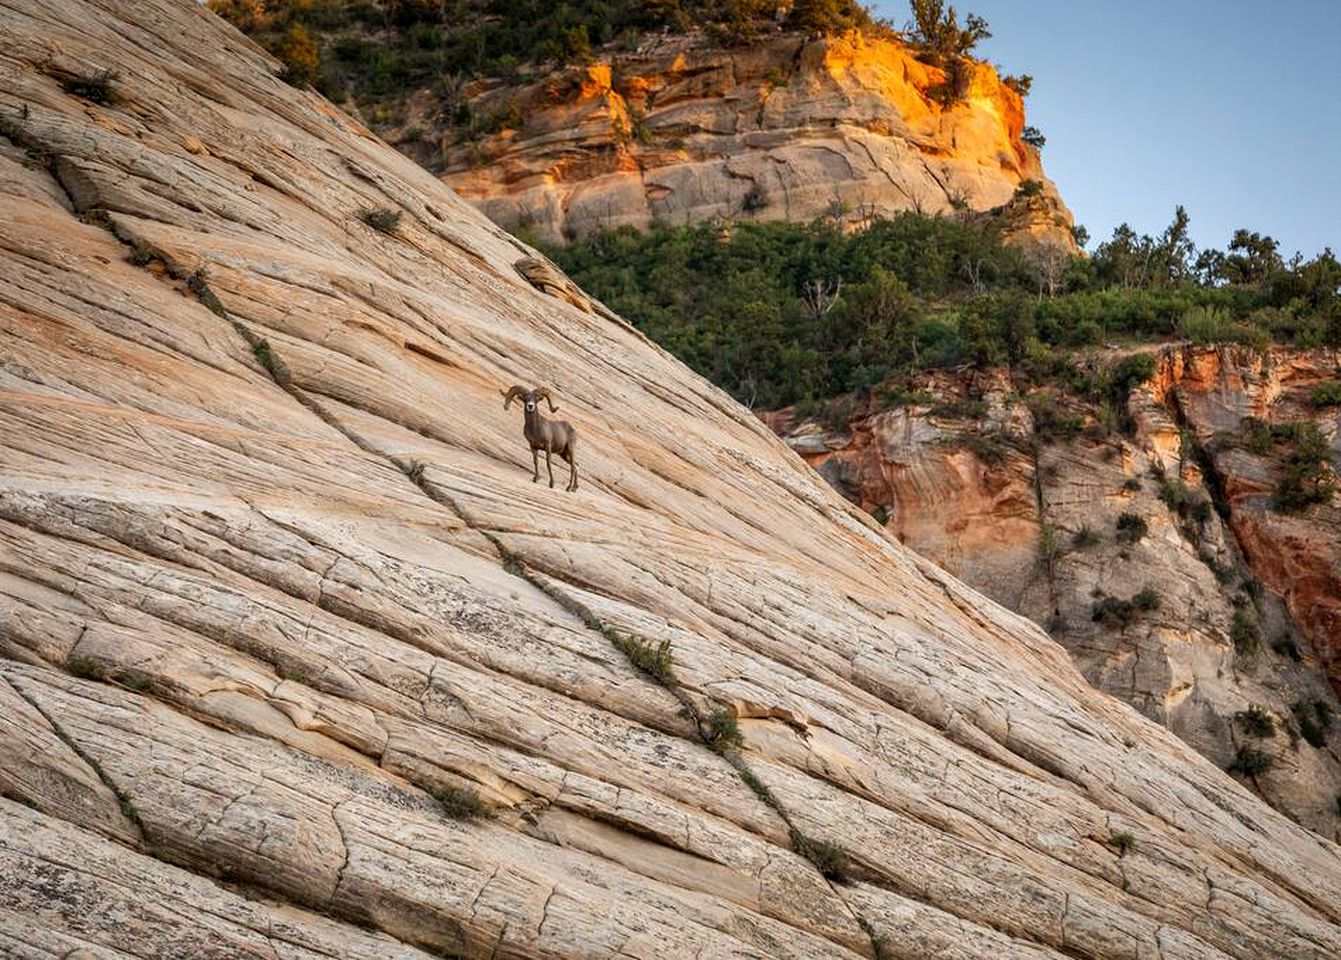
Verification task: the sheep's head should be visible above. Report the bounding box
[502,385,557,414]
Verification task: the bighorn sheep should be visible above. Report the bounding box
[502,385,578,492]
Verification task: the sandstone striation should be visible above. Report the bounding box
[771,347,1341,837]
[1,2,1340,957]
[433,30,1074,250]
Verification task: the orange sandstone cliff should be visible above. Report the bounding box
[431,29,1074,249]
[770,346,1341,837]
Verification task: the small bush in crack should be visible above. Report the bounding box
[703,708,743,752]
[115,672,156,694]
[431,784,490,820]
[1293,699,1333,749]
[251,339,284,379]
[1114,512,1148,544]
[404,459,426,485]
[610,632,674,684]
[358,206,402,234]
[1235,705,1275,738]
[1272,635,1302,662]
[60,69,119,105]
[1228,747,1272,777]
[1108,831,1136,857]
[1230,609,1261,658]
[185,267,227,318]
[128,241,154,266]
[67,656,106,681]
[1132,586,1162,612]
[737,767,778,808]
[1072,524,1100,549]
[1091,594,1136,630]
[1121,478,1142,493]
[790,827,850,881]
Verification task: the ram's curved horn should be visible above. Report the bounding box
[533,386,558,412]
[501,385,527,410]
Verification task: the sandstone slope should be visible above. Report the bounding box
[1,2,1340,958]
[435,30,1074,250]
[771,347,1341,837]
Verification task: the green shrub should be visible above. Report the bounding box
[431,784,490,819]
[738,767,778,807]
[1072,524,1100,549]
[610,632,674,684]
[790,827,850,881]
[67,656,106,681]
[1091,595,1135,630]
[358,206,402,234]
[1309,380,1341,408]
[1108,831,1136,856]
[1020,126,1046,149]
[1235,705,1275,738]
[1272,635,1302,661]
[961,431,1010,466]
[1132,586,1162,612]
[1122,478,1142,493]
[1228,747,1272,776]
[60,69,118,104]
[704,708,744,752]
[1230,609,1261,658]
[1273,422,1336,512]
[1114,512,1148,544]
[1293,699,1333,748]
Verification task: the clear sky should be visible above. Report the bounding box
[872,0,1341,257]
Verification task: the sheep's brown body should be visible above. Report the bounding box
[502,385,578,492]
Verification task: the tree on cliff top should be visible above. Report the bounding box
[788,0,876,35]
[908,0,990,62]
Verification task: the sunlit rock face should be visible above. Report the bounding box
[2,2,1341,957]
[435,30,1075,251]
[770,346,1341,838]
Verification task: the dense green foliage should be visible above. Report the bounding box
[548,211,1341,410]
[211,0,878,112]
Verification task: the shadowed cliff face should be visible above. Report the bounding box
[3,2,1341,958]
[771,346,1341,838]
[435,30,1074,251]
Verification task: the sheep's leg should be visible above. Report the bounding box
[545,444,554,488]
[531,447,539,482]
[566,441,578,492]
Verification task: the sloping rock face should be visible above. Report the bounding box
[2,3,1341,958]
[436,30,1075,250]
[770,348,1341,838]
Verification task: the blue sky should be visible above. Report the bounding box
[872,0,1341,257]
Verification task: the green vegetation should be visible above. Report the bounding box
[1309,379,1341,408]
[431,783,490,819]
[210,0,882,123]
[609,632,674,684]
[1272,635,1303,661]
[1235,705,1275,738]
[1072,524,1100,549]
[59,68,119,105]
[548,204,1340,413]
[1091,588,1161,630]
[1293,699,1333,749]
[737,767,778,807]
[1228,747,1272,777]
[67,657,107,681]
[357,206,402,234]
[1107,831,1135,857]
[1272,422,1336,512]
[790,827,850,881]
[1132,586,1162,612]
[1114,512,1148,545]
[704,708,744,752]
[1231,608,1261,658]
